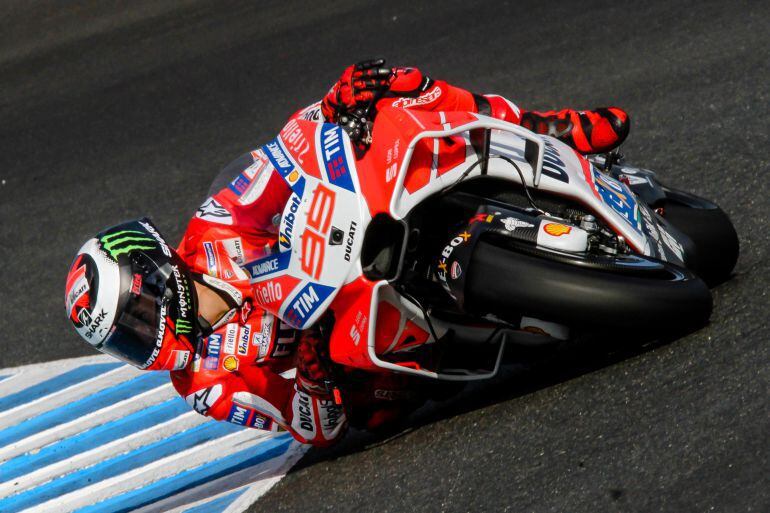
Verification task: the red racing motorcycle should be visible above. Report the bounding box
[245,107,738,382]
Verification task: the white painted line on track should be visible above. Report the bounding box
[0,411,206,496]
[0,363,135,429]
[137,441,307,513]
[0,355,308,513]
[0,355,113,398]
[0,383,175,462]
[31,429,266,512]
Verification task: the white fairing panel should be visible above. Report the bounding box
[484,132,652,255]
[388,113,653,255]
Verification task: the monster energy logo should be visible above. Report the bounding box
[100,230,156,260]
[176,319,193,335]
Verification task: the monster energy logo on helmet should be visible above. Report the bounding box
[100,230,157,260]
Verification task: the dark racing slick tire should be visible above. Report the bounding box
[463,240,712,334]
[662,188,739,287]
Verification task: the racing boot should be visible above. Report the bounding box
[520,107,630,154]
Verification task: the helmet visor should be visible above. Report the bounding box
[99,257,172,368]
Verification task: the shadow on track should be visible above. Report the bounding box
[289,326,706,470]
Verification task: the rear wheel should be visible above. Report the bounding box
[464,239,712,333]
[662,188,739,286]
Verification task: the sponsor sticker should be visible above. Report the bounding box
[66,267,89,316]
[226,404,273,430]
[254,331,271,359]
[385,162,398,183]
[450,261,462,280]
[223,355,239,372]
[391,85,442,109]
[592,167,641,231]
[99,229,157,261]
[318,399,345,440]
[252,313,275,359]
[203,242,217,275]
[221,237,245,265]
[227,404,250,425]
[500,217,534,232]
[223,323,238,354]
[228,173,251,196]
[171,350,190,370]
[130,273,142,296]
[263,138,294,177]
[254,280,283,306]
[281,118,311,165]
[250,412,272,430]
[470,213,495,224]
[203,334,222,370]
[291,388,316,439]
[196,198,233,225]
[238,325,250,355]
[436,231,472,292]
[185,384,222,415]
[319,124,355,193]
[84,309,108,340]
[540,139,570,184]
[278,194,301,251]
[244,251,292,281]
[543,223,572,237]
[283,282,336,329]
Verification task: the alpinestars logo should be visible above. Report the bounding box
[391,85,442,109]
[100,230,156,260]
[196,198,233,225]
[186,384,223,415]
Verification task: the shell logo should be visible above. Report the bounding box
[543,223,572,237]
[223,355,239,372]
[287,170,300,183]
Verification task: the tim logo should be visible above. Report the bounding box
[203,334,222,370]
[320,125,355,192]
[284,282,335,328]
[227,404,249,426]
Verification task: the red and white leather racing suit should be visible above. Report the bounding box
[169,66,628,446]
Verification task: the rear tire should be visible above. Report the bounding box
[464,240,712,333]
[662,189,739,287]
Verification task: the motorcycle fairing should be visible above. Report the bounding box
[356,108,546,220]
[241,110,685,377]
[243,121,369,329]
[362,109,674,261]
[328,279,505,380]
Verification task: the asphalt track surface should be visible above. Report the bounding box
[1,0,767,511]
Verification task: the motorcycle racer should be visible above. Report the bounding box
[65,59,630,446]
